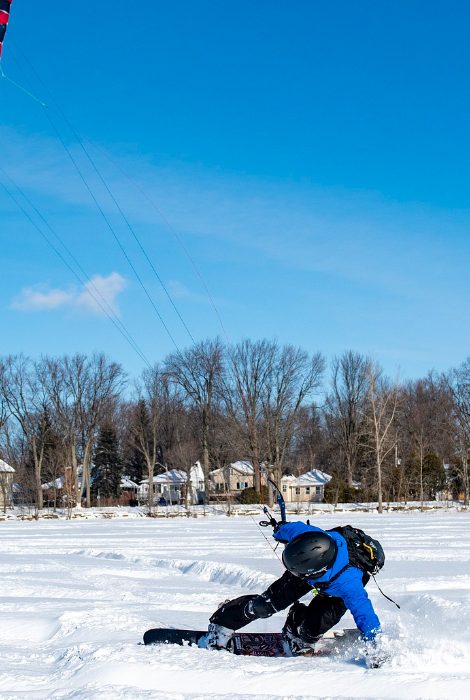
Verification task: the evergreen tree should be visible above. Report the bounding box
[123,400,151,483]
[123,444,147,483]
[91,424,122,503]
[423,453,447,499]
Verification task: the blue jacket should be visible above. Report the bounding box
[274,521,381,640]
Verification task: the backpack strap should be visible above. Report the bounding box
[313,562,350,590]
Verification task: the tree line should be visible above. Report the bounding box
[0,340,469,514]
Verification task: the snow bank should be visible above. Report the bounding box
[0,500,461,523]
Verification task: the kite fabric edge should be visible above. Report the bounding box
[0,0,13,59]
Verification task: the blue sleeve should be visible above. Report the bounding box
[273,521,323,543]
[326,567,381,641]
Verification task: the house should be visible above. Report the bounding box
[119,476,139,505]
[280,469,332,503]
[42,477,65,507]
[0,458,16,511]
[138,463,205,505]
[187,461,205,503]
[209,460,255,497]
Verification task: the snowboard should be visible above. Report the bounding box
[143,627,361,657]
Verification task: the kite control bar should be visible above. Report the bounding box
[259,505,279,528]
[259,473,287,528]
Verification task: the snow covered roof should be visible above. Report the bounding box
[281,469,332,486]
[121,477,139,489]
[230,460,253,475]
[141,469,188,486]
[140,463,204,487]
[0,459,15,473]
[42,477,65,490]
[211,460,254,477]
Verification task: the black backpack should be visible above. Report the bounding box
[329,525,385,576]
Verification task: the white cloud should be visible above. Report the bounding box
[11,273,127,316]
[77,273,127,315]
[12,286,74,311]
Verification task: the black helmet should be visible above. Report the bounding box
[282,531,337,579]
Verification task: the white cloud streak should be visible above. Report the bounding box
[11,287,74,311]
[2,124,469,307]
[11,273,127,316]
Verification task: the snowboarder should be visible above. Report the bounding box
[200,520,385,664]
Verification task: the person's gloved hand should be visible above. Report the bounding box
[272,521,290,543]
[364,636,389,668]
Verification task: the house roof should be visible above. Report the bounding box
[0,459,15,473]
[42,477,65,490]
[210,460,254,477]
[121,477,139,489]
[140,469,187,486]
[229,460,253,475]
[282,469,332,487]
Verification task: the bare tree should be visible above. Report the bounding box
[398,376,444,506]
[0,356,53,511]
[0,386,11,514]
[0,376,8,433]
[363,364,400,513]
[60,354,125,508]
[131,365,166,515]
[263,345,325,485]
[325,351,371,487]
[224,339,277,492]
[42,356,87,512]
[165,339,224,503]
[290,405,328,474]
[0,376,9,460]
[446,359,470,506]
[166,432,200,509]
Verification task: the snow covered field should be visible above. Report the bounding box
[1,510,469,700]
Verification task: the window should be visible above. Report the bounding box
[315,486,321,495]
[305,487,310,494]
[237,482,248,490]
[295,487,301,495]
[282,484,287,493]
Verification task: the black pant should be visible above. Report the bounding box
[210,570,357,641]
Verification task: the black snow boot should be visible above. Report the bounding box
[282,602,320,655]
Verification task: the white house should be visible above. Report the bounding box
[280,469,332,503]
[138,462,205,505]
[0,458,16,511]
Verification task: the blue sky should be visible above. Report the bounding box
[1,1,470,381]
